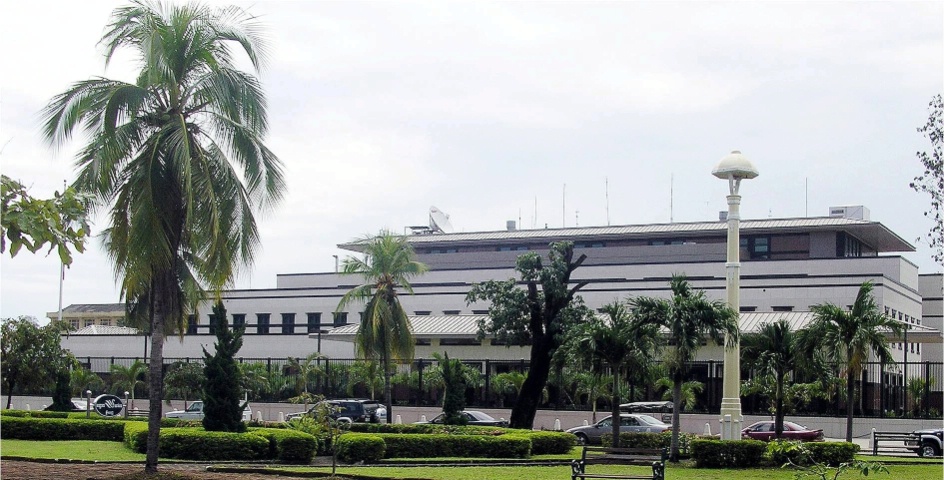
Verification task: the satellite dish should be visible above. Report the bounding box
[429,206,453,234]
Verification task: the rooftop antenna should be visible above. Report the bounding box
[562,184,566,228]
[429,206,453,234]
[575,210,580,227]
[605,177,610,226]
[805,177,809,217]
[533,196,537,229]
[670,173,674,223]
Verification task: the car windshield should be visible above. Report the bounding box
[783,422,806,431]
[186,402,202,412]
[636,414,665,425]
[467,411,496,421]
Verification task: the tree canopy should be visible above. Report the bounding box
[202,301,247,432]
[912,94,944,265]
[1,175,89,265]
[1,316,72,409]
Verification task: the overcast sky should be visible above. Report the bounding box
[1,1,942,322]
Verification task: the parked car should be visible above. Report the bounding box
[355,399,384,423]
[904,427,943,457]
[566,414,671,445]
[741,421,824,442]
[284,399,368,423]
[164,401,252,422]
[415,410,509,427]
[620,401,674,424]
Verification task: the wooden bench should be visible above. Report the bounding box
[571,446,667,480]
[871,431,919,456]
[126,409,148,418]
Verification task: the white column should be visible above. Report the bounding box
[719,191,743,440]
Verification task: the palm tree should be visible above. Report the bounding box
[41,1,283,472]
[70,365,105,397]
[574,372,610,423]
[337,231,428,422]
[109,360,148,410]
[572,302,661,447]
[654,378,704,412]
[163,361,205,409]
[630,274,737,462]
[348,360,385,400]
[284,353,325,410]
[741,319,804,439]
[803,282,903,442]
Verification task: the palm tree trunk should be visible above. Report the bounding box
[774,373,784,439]
[145,296,165,473]
[611,373,620,448]
[6,379,16,409]
[383,352,392,424]
[845,365,854,442]
[670,376,682,462]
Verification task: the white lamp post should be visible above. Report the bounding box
[712,150,758,440]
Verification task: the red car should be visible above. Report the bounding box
[742,421,824,441]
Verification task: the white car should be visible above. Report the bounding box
[165,401,252,421]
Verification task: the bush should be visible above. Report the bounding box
[123,422,148,452]
[690,439,766,468]
[377,433,531,459]
[526,431,576,455]
[159,428,269,461]
[805,442,859,466]
[0,410,69,419]
[602,431,669,449]
[347,423,506,436]
[336,433,385,463]
[249,428,319,464]
[1,415,124,441]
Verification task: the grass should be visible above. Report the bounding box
[1,439,146,461]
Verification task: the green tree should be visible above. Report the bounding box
[337,231,428,423]
[1,317,71,409]
[109,360,148,410]
[466,241,592,428]
[202,301,246,432]
[654,378,704,411]
[41,1,283,471]
[163,361,205,409]
[71,364,105,396]
[803,282,903,442]
[630,274,738,462]
[237,362,270,402]
[1,175,89,265]
[437,353,468,425]
[284,353,325,410]
[573,371,610,423]
[569,302,661,447]
[349,360,384,399]
[741,319,804,439]
[912,94,944,264]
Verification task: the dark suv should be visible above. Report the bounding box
[905,428,943,457]
[285,399,367,423]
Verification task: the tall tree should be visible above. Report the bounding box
[337,231,428,423]
[109,360,148,410]
[630,274,737,462]
[437,353,468,425]
[284,352,325,410]
[569,302,661,447]
[1,175,89,265]
[202,301,246,432]
[41,1,283,472]
[163,361,205,410]
[912,94,944,265]
[466,241,593,428]
[741,319,804,439]
[0,317,71,409]
[803,282,902,442]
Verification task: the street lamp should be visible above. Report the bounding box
[712,150,759,440]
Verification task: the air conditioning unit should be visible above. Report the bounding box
[828,205,870,221]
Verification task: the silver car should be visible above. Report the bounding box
[566,414,671,445]
[165,401,252,422]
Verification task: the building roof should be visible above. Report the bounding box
[325,312,942,344]
[69,325,139,335]
[338,216,914,253]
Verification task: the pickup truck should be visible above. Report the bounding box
[904,427,943,457]
[164,401,252,422]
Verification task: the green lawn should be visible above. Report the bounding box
[1,439,145,462]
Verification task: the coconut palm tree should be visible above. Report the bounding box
[109,360,148,410]
[630,274,737,462]
[337,231,428,422]
[70,365,105,397]
[284,353,325,410]
[571,302,661,447]
[574,372,610,423]
[41,1,283,472]
[803,282,903,442]
[741,319,804,439]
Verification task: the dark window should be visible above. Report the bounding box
[187,314,198,335]
[741,236,771,259]
[443,310,461,315]
[257,313,270,335]
[232,314,246,329]
[575,242,606,248]
[426,248,459,254]
[333,312,348,327]
[307,313,322,333]
[281,313,295,334]
[414,311,432,316]
[415,338,431,346]
[740,306,757,312]
[208,313,219,335]
[440,338,481,346]
[649,239,684,246]
[836,232,863,258]
[472,309,489,315]
[772,306,794,312]
[497,245,528,252]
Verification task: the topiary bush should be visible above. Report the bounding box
[377,433,531,459]
[526,431,576,455]
[159,428,269,460]
[804,442,859,466]
[1,415,124,441]
[249,427,320,464]
[690,439,766,468]
[347,423,506,436]
[336,433,386,463]
[1,410,69,419]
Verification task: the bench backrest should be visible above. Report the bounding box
[581,446,667,465]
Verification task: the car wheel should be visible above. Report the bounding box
[919,442,940,457]
[574,433,589,445]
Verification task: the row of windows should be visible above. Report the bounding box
[71,318,116,329]
[189,312,349,335]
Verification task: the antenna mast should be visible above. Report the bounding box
[562,183,566,228]
[670,173,674,223]
[605,177,610,226]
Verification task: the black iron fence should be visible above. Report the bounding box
[69,356,943,419]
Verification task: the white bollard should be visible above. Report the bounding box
[278,412,285,423]
[420,415,427,422]
[554,418,561,431]
[395,414,402,424]
[583,419,589,426]
[255,411,263,422]
[870,428,876,450]
[42,405,47,410]
[704,422,712,436]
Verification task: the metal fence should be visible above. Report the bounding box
[69,356,943,419]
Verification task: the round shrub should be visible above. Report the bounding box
[377,433,530,459]
[691,439,766,468]
[1,415,124,441]
[526,431,576,455]
[336,433,385,463]
[159,428,269,461]
[250,427,320,464]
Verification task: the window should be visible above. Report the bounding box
[232,314,246,329]
[84,319,95,328]
[98,318,110,326]
[836,232,862,258]
[649,239,684,246]
[208,313,218,335]
[426,248,458,254]
[443,310,461,315]
[281,313,295,334]
[575,242,606,248]
[414,311,431,316]
[497,245,528,251]
[740,306,757,312]
[772,306,794,312]
[257,313,270,335]
[440,338,481,346]
[472,309,489,315]
[70,319,79,330]
[187,314,197,334]
[333,312,348,327]
[740,236,771,259]
[307,313,322,333]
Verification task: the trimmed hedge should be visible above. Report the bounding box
[526,431,576,455]
[766,440,859,467]
[377,433,531,459]
[1,415,124,441]
[691,439,767,468]
[126,426,269,461]
[0,410,69,419]
[336,434,386,463]
[249,428,320,464]
[347,423,507,436]
[805,442,859,466]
